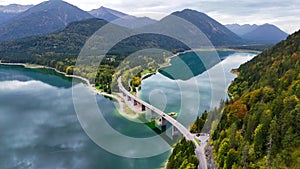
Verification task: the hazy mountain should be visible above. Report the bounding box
[0,4,33,13]
[0,13,16,25]
[89,6,156,29]
[0,18,189,64]
[226,24,258,36]
[89,6,127,22]
[0,0,94,41]
[242,24,289,43]
[155,9,243,46]
[0,4,33,25]
[0,18,108,63]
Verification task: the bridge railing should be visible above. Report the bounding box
[117,77,193,140]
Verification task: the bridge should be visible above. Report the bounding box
[117,77,209,169]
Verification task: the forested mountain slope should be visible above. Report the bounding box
[0,0,93,41]
[166,29,300,169]
[212,30,300,168]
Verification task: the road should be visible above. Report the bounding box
[118,77,209,168]
[194,134,210,169]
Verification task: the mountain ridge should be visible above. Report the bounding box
[242,23,289,43]
[0,4,33,25]
[0,4,33,13]
[0,0,94,41]
[167,9,243,46]
[226,24,258,36]
[226,23,289,43]
[89,6,127,22]
[89,6,156,29]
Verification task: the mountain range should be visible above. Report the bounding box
[0,4,33,25]
[242,24,289,43]
[226,24,258,36]
[227,23,289,43]
[89,6,156,29]
[0,8,251,70]
[0,7,250,64]
[0,0,93,41]
[0,0,289,45]
[0,4,33,13]
[170,9,242,46]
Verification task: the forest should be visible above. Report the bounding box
[211,30,300,168]
[167,30,300,169]
[0,18,189,93]
[166,111,208,169]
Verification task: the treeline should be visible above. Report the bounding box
[212,30,300,168]
[0,18,189,93]
[167,139,199,169]
[166,30,300,169]
[166,111,208,169]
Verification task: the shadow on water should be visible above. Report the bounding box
[0,65,170,169]
[159,50,235,80]
[0,64,83,88]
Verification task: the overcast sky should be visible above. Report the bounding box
[0,0,299,34]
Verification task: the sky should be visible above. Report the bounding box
[0,0,299,34]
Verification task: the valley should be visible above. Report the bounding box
[0,1,298,169]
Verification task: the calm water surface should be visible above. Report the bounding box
[0,65,168,169]
[0,51,256,169]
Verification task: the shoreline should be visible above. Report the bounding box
[0,47,259,123]
[0,62,139,119]
[0,47,258,126]
[0,48,258,169]
[158,47,260,70]
[0,62,91,86]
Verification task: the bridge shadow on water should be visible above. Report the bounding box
[139,114,182,146]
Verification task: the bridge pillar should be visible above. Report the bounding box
[133,100,138,106]
[155,116,167,131]
[172,126,180,136]
[123,92,126,97]
[141,104,146,111]
[146,109,156,121]
[161,117,167,127]
[127,96,131,101]
[150,110,156,119]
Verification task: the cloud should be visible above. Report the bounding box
[201,1,300,33]
[86,0,299,33]
[0,0,299,33]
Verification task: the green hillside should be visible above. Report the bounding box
[212,30,300,168]
[0,0,94,41]
[166,30,300,169]
[0,18,188,92]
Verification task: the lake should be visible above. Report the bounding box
[0,50,256,169]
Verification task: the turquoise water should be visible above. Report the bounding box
[0,51,256,169]
[140,51,256,120]
[0,65,168,169]
[159,50,235,80]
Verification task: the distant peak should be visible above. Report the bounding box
[99,6,107,9]
[261,23,274,27]
[182,8,194,12]
[172,8,207,16]
[181,8,198,12]
[0,3,33,13]
[45,0,69,5]
[181,9,204,13]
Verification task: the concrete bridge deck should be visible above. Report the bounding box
[117,77,209,169]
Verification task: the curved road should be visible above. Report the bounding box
[118,77,209,169]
